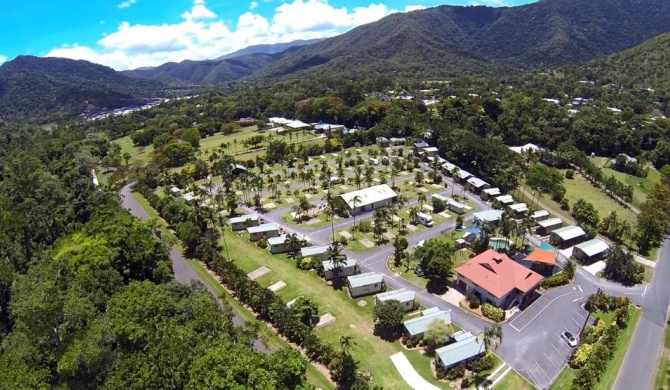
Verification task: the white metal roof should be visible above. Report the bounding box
[509,143,540,154]
[347,272,384,288]
[538,217,563,228]
[448,199,466,209]
[509,203,528,212]
[322,259,357,271]
[473,210,503,222]
[575,238,609,257]
[247,223,280,234]
[300,245,330,257]
[436,335,485,366]
[376,288,415,303]
[456,169,473,180]
[285,120,310,129]
[532,210,550,219]
[403,308,452,337]
[442,162,457,172]
[424,147,439,152]
[339,184,397,209]
[495,195,514,204]
[268,234,288,246]
[483,187,501,196]
[552,225,586,241]
[467,177,489,188]
[229,214,259,224]
[431,193,449,202]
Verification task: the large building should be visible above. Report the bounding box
[455,249,544,308]
[339,184,397,215]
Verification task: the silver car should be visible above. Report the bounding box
[561,331,578,347]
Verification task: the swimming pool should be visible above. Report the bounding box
[539,241,557,251]
[489,237,512,250]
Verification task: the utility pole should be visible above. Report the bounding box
[579,286,602,338]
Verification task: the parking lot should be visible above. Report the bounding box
[499,284,593,389]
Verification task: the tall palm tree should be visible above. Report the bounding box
[216,213,232,261]
[390,166,399,189]
[339,335,356,354]
[354,165,364,189]
[409,206,420,225]
[327,243,347,287]
[284,233,302,258]
[478,324,503,351]
[351,195,362,229]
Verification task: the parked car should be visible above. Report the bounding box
[414,265,425,277]
[561,331,578,347]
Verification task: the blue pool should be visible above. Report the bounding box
[489,237,512,250]
[539,241,557,251]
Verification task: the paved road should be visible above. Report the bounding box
[120,184,269,353]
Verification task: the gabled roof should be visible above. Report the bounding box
[456,169,473,180]
[508,203,528,212]
[451,330,474,342]
[300,245,330,258]
[347,272,384,288]
[414,140,429,148]
[322,259,357,271]
[532,210,549,219]
[376,288,415,303]
[247,223,280,234]
[454,249,544,298]
[339,184,397,209]
[442,162,457,172]
[229,214,259,224]
[538,217,563,228]
[495,195,514,204]
[435,335,485,366]
[403,308,452,337]
[286,120,310,129]
[524,248,557,265]
[483,187,501,196]
[552,225,586,241]
[467,177,489,188]
[473,210,502,223]
[574,238,609,257]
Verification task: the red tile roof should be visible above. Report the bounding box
[455,249,544,299]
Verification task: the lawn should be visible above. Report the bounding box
[654,316,670,390]
[601,166,661,207]
[219,228,446,390]
[548,306,642,390]
[495,368,536,390]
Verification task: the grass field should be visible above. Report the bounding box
[601,166,661,207]
[655,317,670,390]
[548,306,642,390]
[495,369,536,390]
[220,229,446,389]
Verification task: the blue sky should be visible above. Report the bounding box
[0,0,537,70]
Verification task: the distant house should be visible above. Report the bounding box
[573,238,609,263]
[413,140,429,157]
[375,288,416,311]
[441,161,457,174]
[300,245,330,261]
[536,217,563,235]
[455,169,473,182]
[322,258,357,280]
[494,195,515,206]
[403,307,452,339]
[448,199,466,215]
[473,210,503,225]
[423,147,439,159]
[531,210,550,222]
[247,223,280,242]
[617,153,638,164]
[285,120,312,130]
[229,214,260,231]
[509,143,540,154]
[481,187,501,200]
[231,163,248,176]
[508,203,529,217]
[376,137,390,148]
[550,225,587,248]
[466,177,490,194]
[169,187,182,197]
[347,272,384,297]
[339,184,397,215]
[268,234,306,254]
[389,137,406,146]
[455,249,544,308]
[435,332,486,369]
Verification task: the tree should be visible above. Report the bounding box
[636,200,667,254]
[422,319,454,350]
[291,296,319,327]
[122,151,131,166]
[373,300,405,340]
[415,170,425,186]
[351,195,362,229]
[603,245,644,286]
[284,233,303,258]
[326,243,347,287]
[424,256,453,288]
[393,236,408,267]
[478,324,503,351]
[162,141,195,167]
[408,206,420,225]
[571,198,600,230]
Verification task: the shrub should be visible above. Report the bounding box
[358,220,373,233]
[437,363,465,380]
[339,235,348,246]
[257,237,268,249]
[585,293,629,312]
[470,351,496,372]
[468,295,481,309]
[614,307,630,329]
[565,169,575,179]
[404,337,418,348]
[570,343,593,368]
[297,256,320,270]
[541,273,570,288]
[481,304,505,322]
[560,198,570,211]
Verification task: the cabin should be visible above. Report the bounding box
[339,184,397,215]
[247,223,280,242]
[508,203,529,217]
[268,234,306,254]
[170,187,182,197]
[536,217,563,235]
[376,137,390,149]
[495,195,515,207]
[322,259,358,280]
[347,272,384,297]
[481,187,501,200]
[550,225,587,248]
[448,199,466,215]
[389,137,406,146]
[573,238,609,264]
[300,245,330,261]
[376,288,416,311]
[229,214,260,231]
[413,140,429,157]
[403,308,453,339]
[435,332,486,369]
[466,177,490,194]
[531,210,550,222]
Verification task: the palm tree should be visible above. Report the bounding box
[409,206,420,224]
[478,324,503,351]
[364,165,375,187]
[216,213,232,261]
[284,233,302,258]
[354,165,363,189]
[351,195,362,229]
[390,166,399,188]
[327,243,347,287]
[451,167,459,197]
[339,335,356,354]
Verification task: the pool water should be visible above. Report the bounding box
[539,241,557,251]
[489,237,511,250]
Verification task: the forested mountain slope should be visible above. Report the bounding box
[216,38,322,59]
[0,56,166,123]
[259,0,670,79]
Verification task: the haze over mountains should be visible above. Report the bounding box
[2,0,670,122]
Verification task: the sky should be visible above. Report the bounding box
[0,0,537,71]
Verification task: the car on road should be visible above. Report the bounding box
[414,265,425,277]
[561,331,578,347]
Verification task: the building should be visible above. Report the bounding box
[455,249,544,308]
[508,203,529,217]
[339,184,397,215]
[509,143,540,154]
[285,120,311,130]
[313,122,345,133]
[182,192,196,205]
[435,332,486,368]
[455,169,473,182]
[231,163,248,176]
[347,272,384,297]
[229,214,260,231]
[413,140,429,156]
[247,223,280,242]
[573,238,609,263]
[536,218,563,235]
[423,147,439,159]
[482,187,501,200]
[403,307,452,339]
[531,210,550,222]
[376,137,390,148]
[441,162,457,174]
[389,137,406,146]
[169,187,182,197]
[322,259,358,280]
[268,234,306,254]
[466,177,490,193]
[495,195,515,206]
[431,193,449,203]
[448,199,466,214]
[550,225,587,248]
[300,245,330,261]
[376,288,416,311]
[473,210,503,225]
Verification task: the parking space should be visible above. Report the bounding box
[499,284,593,389]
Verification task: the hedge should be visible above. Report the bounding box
[541,273,570,288]
[481,304,505,322]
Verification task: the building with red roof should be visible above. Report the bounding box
[455,249,544,308]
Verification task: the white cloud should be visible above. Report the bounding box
[118,0,137,9]
[250,1,258,10]
[45,0,402,70]
[0,55,7,65]
[405,5,426,12]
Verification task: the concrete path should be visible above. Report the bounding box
[389,352,441,390]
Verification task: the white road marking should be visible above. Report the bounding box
[526,371,541,389]
[578,285,583,292]
[643,284,648,297]
[509,322,522,332]
[544,352,561,371]
[536,361,552,381]
[572,317,582,327]
[509,291,580,331]
[574,311,586,320]
[572,296,584,302]
[552,343,566,356]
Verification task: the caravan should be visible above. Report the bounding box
[415,212,434,227]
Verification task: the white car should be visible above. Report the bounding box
[561,331,578,347]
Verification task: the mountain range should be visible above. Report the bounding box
[216,39,324,60]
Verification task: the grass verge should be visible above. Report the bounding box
[655,315,670,390]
